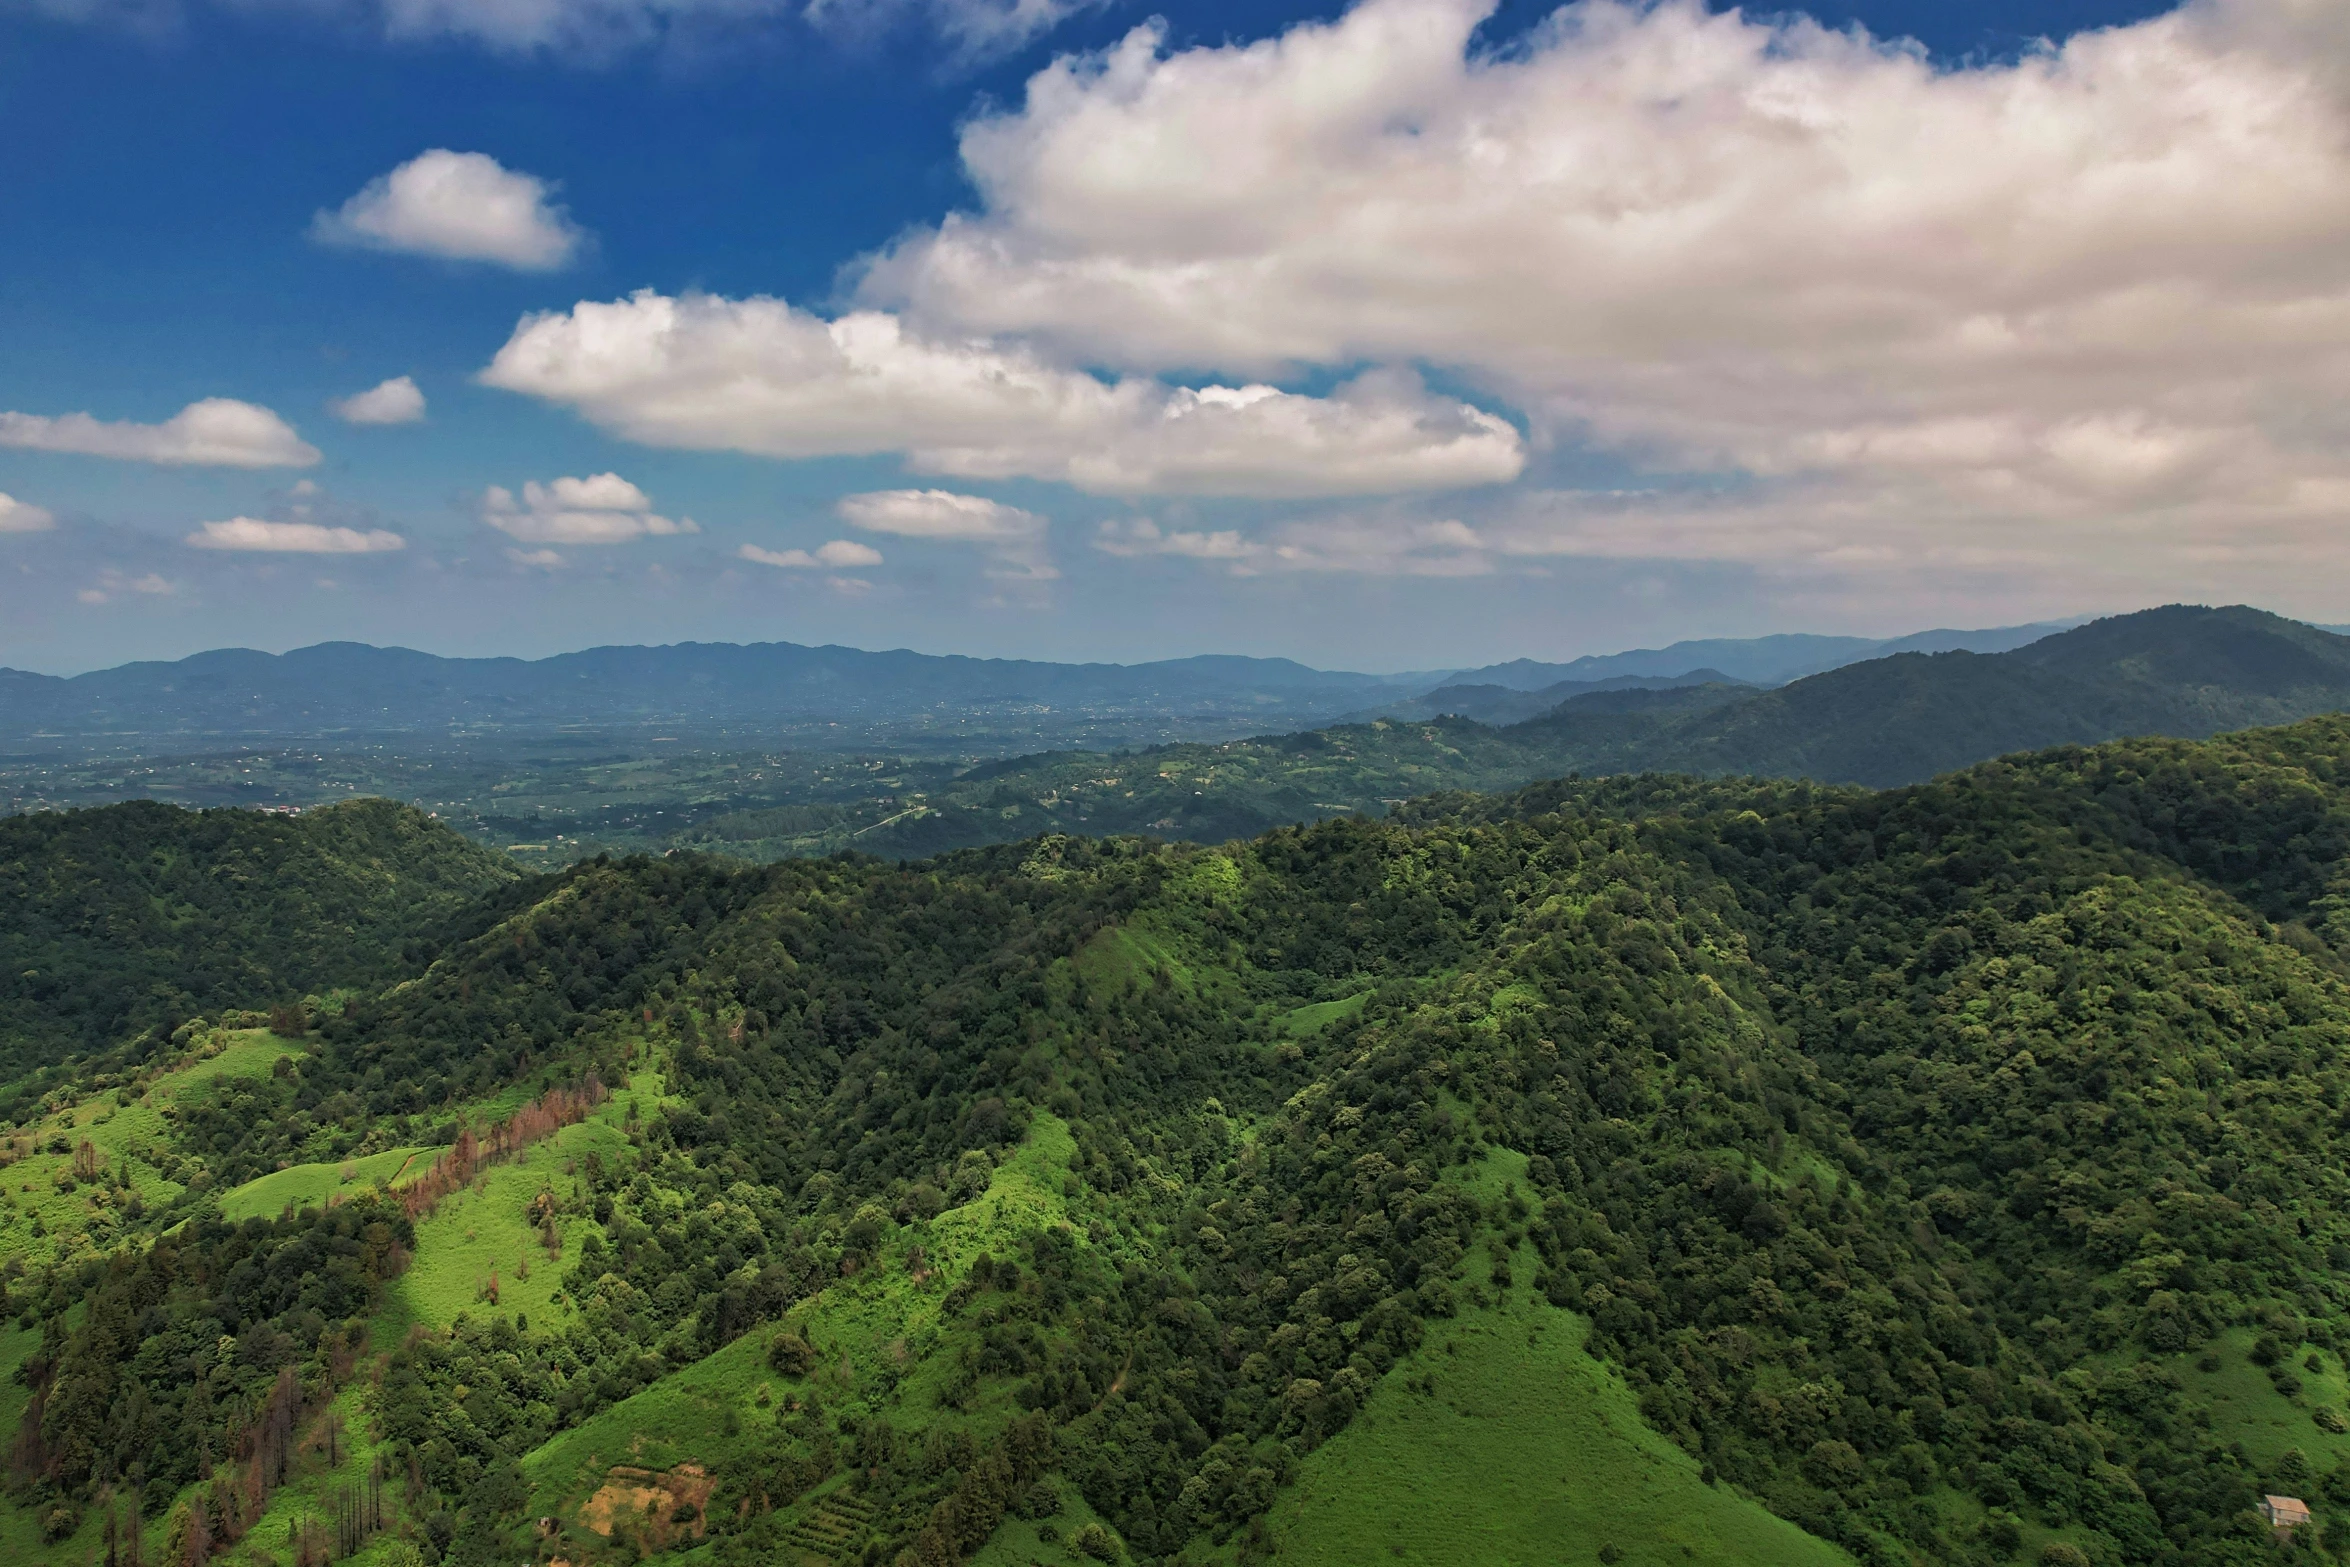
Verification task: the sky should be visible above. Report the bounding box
[6,0,2337,676]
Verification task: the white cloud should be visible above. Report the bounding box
[837,487,1056,579]
[837,488,1037,541]
[314,150,583,269]
[187,517,407,553]
[0,398,320,467]
[481,472,699,544]
[0,493,56,534]
[739,539,884,569]
[331,375,427,425]
[18,0,1096,59]
[848,0,2350,595]
[507,546,566,568]
[479,291,1523,497]
[78,569,178,605]
[245,0,1097,57]
[1096,514,1489,577]
[802,0,1100,57]
[1093,519,1258,563]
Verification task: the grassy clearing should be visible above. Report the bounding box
[202,1379,402,1567]
[1273,992,1368,1037]
[966,1480,1121,1567]
[1071,923,1193,993]
[0,1029,303,1272]
[519,1111,1082,1536]
[218,1145,429,1222]
[1188,1148,1852,1567]
[0,1317,53,1561]
[2167,1326,2350,1474]
[374,1070,661,1343]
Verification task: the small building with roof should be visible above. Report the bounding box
[2261,1495,2312,1536]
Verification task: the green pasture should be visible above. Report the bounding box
[1273,991,1368,1037]
[520,1111,1081,1533]
[2171,1326,2350,1475]
[375,1069,663,1342]
[967,1482,1122,1567]
[1194,1147,1852,1567]
[217,1145,429,1222]
[0,1030,303,1272]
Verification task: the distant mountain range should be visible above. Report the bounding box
[1446,619,2078,689]
[0,618,2084,750]
[1532,604,2350,787]
[798,606,2350,855]
[0,641,1410,750]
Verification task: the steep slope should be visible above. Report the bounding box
[0,797,520,1092]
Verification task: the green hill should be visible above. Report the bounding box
[0,796,521,1097]
[19,719,2350,1563]
[1612,603,2350,785]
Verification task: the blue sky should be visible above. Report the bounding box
[5,0,2333,675]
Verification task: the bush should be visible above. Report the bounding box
[769,1332,814,1377]
[1072,1522,1122,1561]
[2040,1546,2090,1567]
[1803,1439,1867,1493]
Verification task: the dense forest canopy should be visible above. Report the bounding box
[10,716,2350,1565]
[0,798,517,1094]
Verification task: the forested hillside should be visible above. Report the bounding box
[827,605,2350,859]
[0,798,519,1096]
[9,718,2350,1564]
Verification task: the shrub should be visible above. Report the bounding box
[1072,1522,1122,1561]
[769,1332,815,1377]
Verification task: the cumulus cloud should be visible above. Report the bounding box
[739,539,884,569]
[187,517,407,553]
[847,0,2350,595]
[838,488,1055,578]
[479,291,1523,497]
[331,375,427,425]
[481,473,699,543]
[314,150,583,269]
[0,493,56,534]
[0,398,320,468]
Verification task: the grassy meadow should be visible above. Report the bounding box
[0,1029,303,1273]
